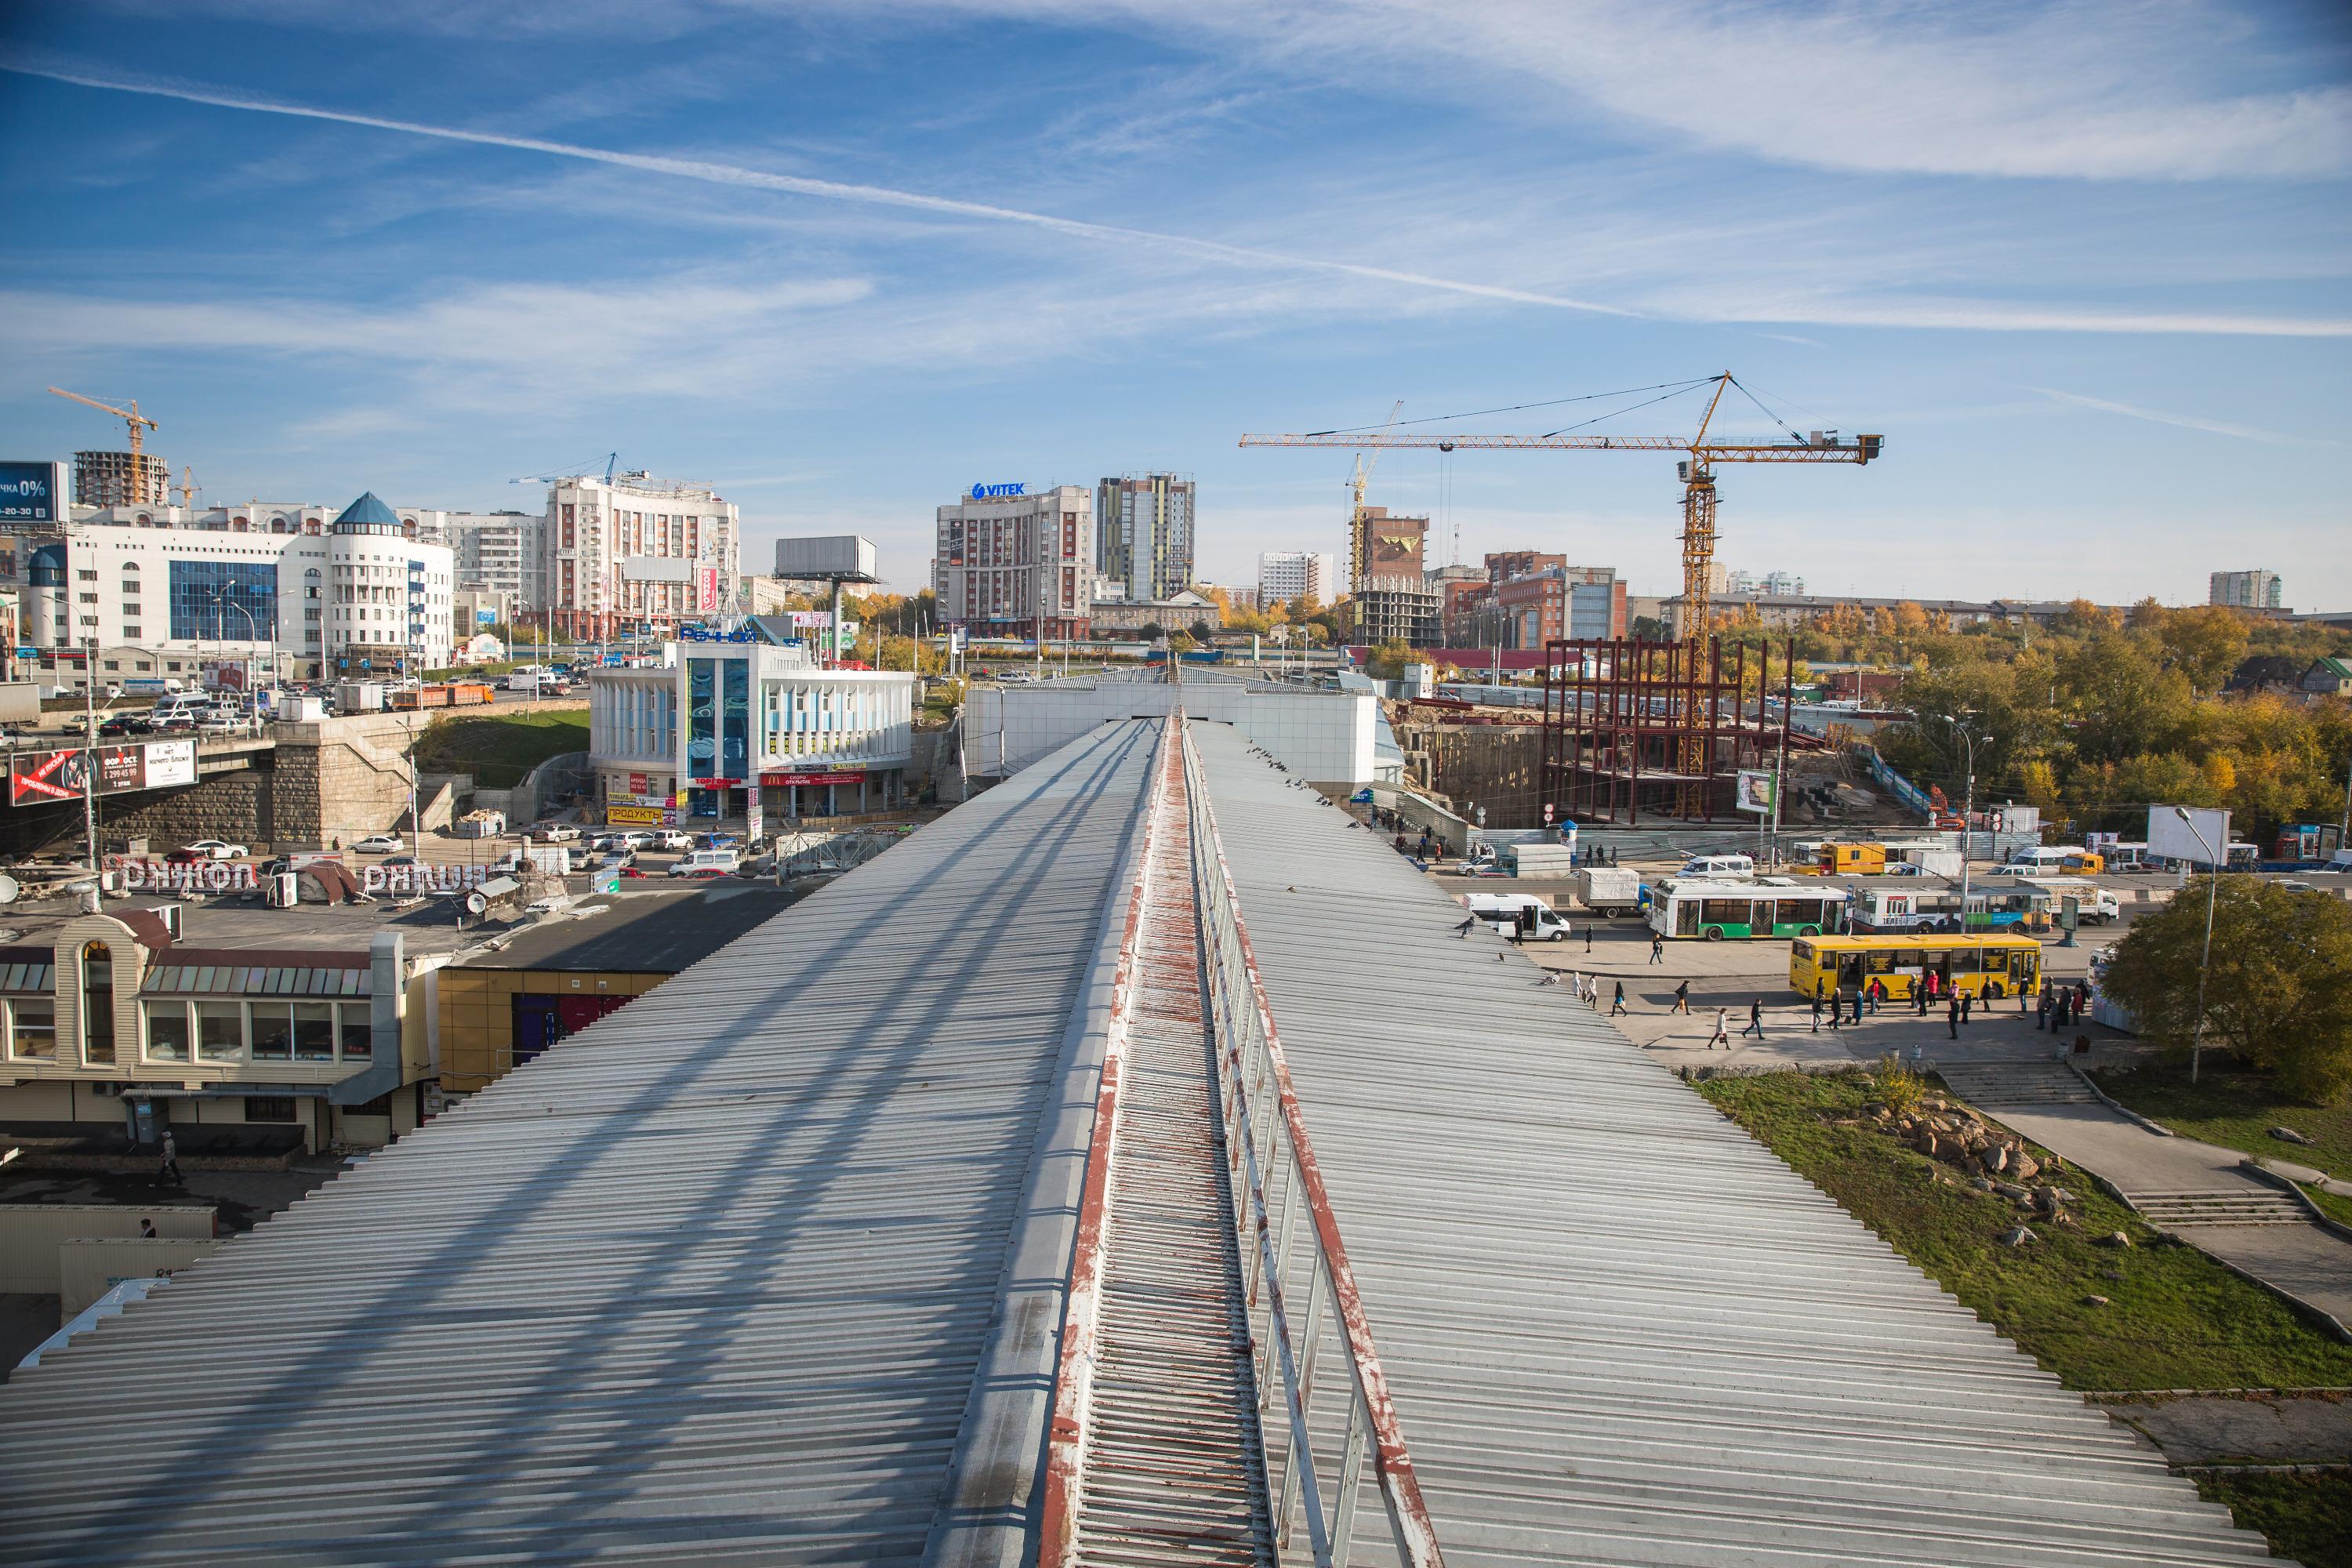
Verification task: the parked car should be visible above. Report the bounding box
[97,715,141,738]
[180,839,249,860]
[352,833,405,855]
[523,896,570,916]
[196,713,241,735]
[535,823,582,843]
[653,829,695,851]
[379,855,419,870]
[612,830,654,851]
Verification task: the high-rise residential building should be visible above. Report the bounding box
[540,472,741,640]
[1095,474,1194,604]
[933,484,1094,637]
[1726,568,1807,597]
[1348,507,1439,645]
[1257,550,1335,608]
[72,448,171,509]
[2210,570,2284,611]
[399,509,543,607]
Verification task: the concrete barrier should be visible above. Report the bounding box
[0,1203,215,1293]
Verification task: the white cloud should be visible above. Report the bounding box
[2031,387,2334,445]
[873,0,2352,181]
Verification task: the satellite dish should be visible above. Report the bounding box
[0,875,19,905]
[465,891,488,916]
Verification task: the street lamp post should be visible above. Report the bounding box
[2173,806,2227,1085]
[212,589,268,730]
[1944,717,1985,916]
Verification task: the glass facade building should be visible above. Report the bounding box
[168,561,278,643]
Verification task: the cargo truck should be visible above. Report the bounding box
[1573,866,1644,917]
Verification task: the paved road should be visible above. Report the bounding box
[2103,1392,2352,1465]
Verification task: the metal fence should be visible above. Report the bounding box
[1182,723,1445,1567]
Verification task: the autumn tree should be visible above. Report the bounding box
[2100,879,2352,1102]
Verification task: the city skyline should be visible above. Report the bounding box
[1,2,2345,607]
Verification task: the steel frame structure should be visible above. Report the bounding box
[1540,633,1795,825]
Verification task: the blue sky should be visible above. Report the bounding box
[2,1,2347,607]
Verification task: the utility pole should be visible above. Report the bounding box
[80,637,99,874]
[2174,806,2227,1084]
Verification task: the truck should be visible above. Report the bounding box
[1573,866,1644,917]
[392,682,494,710]
[336,681,386,714]
[1894,848,1965,879]
[1463,892,1570,942]
[1499,841,1578,879]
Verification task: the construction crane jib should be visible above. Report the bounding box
[1240,372,1883,647]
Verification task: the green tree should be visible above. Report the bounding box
[1363,638,1415,680]
[2154,604,2252,695]
[2100,879,2352,1102]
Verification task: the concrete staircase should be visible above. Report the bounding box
[1933,1059,2101,1108]
[2129,1189,2312,1228]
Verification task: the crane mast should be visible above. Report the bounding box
[49,386,166,506]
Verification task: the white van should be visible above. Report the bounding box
[145,692,213,728]
[1679,853,1755,880]
[1464,893,1570,942]
[669,848,740,878]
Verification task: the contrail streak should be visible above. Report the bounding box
[4,63,1639,319]
[2032,387,2329,445]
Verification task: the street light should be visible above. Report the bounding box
[211,587,270,730]
[1942,715,1988,916]
[2172,805,2227,1084]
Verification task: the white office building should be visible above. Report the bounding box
[1258,550,1335,608]
[587,622,917,829]
[541,473,742,641]
[398,509,543,606]
[14,492,456,686]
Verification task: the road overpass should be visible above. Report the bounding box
[0,715,2266,1565]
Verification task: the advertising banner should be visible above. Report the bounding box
[143,739,197,788]
[2149,804,2230,866]
[96,747,144,794]
[788,611,833,628]
[746,783,763,844]
[1733,768,1777,815]
[607,804,666,826]
[628,772,650,797]
[762,770,866,788]
[11,748,89,805]
[0,461,63,523]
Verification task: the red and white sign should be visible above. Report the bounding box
[690,777,739,790]
[762,771,865,788]
[9,748,86,804]
[628,772,649,796]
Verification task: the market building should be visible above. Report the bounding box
[587,622,917,829]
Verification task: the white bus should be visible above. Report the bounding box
[1649,878,1848,941]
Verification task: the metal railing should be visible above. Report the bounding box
[1180,724,1445,1568]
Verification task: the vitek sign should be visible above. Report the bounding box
[970,483,1026,499]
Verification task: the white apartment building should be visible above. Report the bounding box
[541,473,742,641]
[932,484,1094,638]
[2210,569,2284,611]
[16,492,456,684]
[399,509,543,606]
[1258,550,1335,608]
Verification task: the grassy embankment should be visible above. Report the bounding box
[416,710,590,790]
[2090,1058,2352,1225]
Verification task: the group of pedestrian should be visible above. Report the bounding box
[2036,978,2092,1032]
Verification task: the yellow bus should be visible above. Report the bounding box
[1790,933,2042,1003]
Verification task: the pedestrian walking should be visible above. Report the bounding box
[158,1130,180,1185]
[2035,986,2050,1031]
[1584,927,1593,954]
[1865,978,1880,1016]
[1947,995,1961,1040]
[1709,1007,1730,1048]
[1810,990,1822,1033]
[1961,991,1973,1025]
[1915,981,1929,1017]
[1827,984,1842,1031]
[1610,980,1628,1016]
[1649,933,1664,964]
[1672,979,1690,1014]
[1849,988,1862,1027]
[2018,982,2030,1016]
[1742,996,1765,1039]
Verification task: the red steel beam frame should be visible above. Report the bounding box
[1036,714,1178,1568]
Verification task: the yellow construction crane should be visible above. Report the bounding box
[48,386,165,503]
[1341,400,1403,633]
[177,466,200,510]
[1243,372,1882,644]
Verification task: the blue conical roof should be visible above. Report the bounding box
[334,492,400,527]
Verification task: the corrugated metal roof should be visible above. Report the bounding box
[1181,718,2267,1567]
[0,720,1165,1568]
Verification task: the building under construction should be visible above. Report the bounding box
[73,448,170,508]
[1541,633,1797,823]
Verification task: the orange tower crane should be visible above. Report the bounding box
[48,386,166,505]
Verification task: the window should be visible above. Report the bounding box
[294,1002,335,1060]
[249,1004,292,1061]
[81,941,114,1065]
[10,1000,55,1060]
[338,1002,372,1058]
[245,1096,297,1123]
[77,568,96,581]
[145,1000,191,1062]
[135,661,150,672]
[197,1000,244,1060]
[102,659,119,672]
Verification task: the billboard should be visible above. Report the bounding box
[0,461,64,523]
[773,535,879,580]
[607,804,667,826]
[1733,769,1778,815]
[9,740,198,805]
[2149,804,2230,866]
[762,770,866,788]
